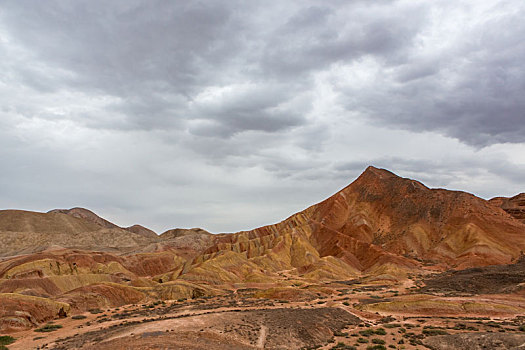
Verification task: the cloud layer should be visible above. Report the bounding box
[1,0,524,232]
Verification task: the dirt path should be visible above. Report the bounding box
[8,290,381,349]
[256,325,267,349]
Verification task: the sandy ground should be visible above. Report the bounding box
[5,276,525,350]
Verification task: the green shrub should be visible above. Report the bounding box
[330,342,356,350]
[366,345,386,350]
[383,323,401,328]
[34,324,63,333]
[374,328,386,335]
[359,329,374,337]
[422,329,448,336]
[372,338,385,344]
[359,328,386,337]
[71,315,87,320]
[0,336,15,346]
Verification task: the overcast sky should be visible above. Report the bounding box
[1,0,524,234]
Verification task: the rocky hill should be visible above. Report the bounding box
[0,210,157,257]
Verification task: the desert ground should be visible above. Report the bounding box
[4,260,525,350]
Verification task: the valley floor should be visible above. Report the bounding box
[4,274,525,350]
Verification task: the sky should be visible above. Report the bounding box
[1,0,524,234]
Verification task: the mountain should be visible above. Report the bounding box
[490,193,525,224]
[194,166,525,282]
[300,166,525,268]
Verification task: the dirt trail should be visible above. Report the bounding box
[256,325,267,349]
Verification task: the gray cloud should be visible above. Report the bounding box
[340,2,525,146]
[0,0,524,233]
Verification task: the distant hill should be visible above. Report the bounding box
[0,209,157,256]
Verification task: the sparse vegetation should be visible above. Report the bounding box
[72,315,87,320]
[383,323,401,328]
[0,336,15,348]
[34,324,63,333]
[366,345,386,350]
[331,342,356,350]
[359,329,375,337]
[422,328,448,336]
[375,328,386,335]
[334,330,348,337]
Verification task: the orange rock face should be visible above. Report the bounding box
[303,167,525,268]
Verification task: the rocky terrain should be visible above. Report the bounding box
[0,166,524,349]
[490,193,525,224]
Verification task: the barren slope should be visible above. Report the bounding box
[0,210,158,257]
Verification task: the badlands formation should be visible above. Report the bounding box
[1,166,525,349]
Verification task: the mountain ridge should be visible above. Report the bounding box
[1,166,524,266]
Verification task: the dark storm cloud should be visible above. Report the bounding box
[4,0,522,146]
[0,0,425,137]
[259,2,426,78]
[187,83,310,137]
[341,2,525,146]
